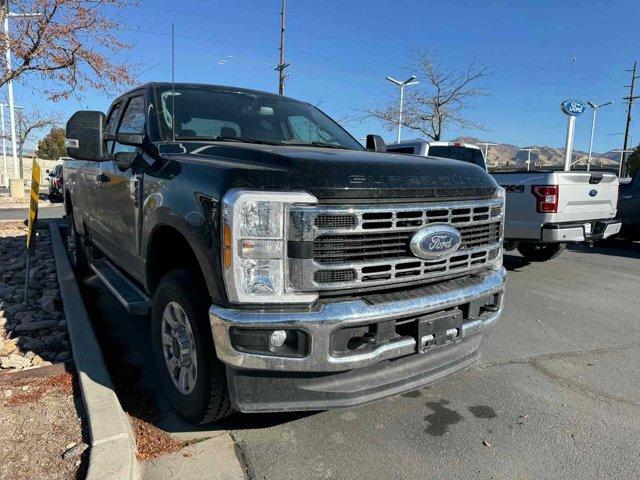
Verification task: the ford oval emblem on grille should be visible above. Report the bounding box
[410,225,462,260]
[589,189,598,197]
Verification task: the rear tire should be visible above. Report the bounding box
[151,269,233,424]
[517,242,566,262]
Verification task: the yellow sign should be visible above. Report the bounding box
[26,159,41,252]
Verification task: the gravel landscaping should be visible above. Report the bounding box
[0,372,87,479]
[0,221,71,372]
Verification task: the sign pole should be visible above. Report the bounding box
[560,99,586,171]
[563,116,576,171]
[24,158,40,304]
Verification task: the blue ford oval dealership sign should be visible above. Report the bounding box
[410,225,462,260]
[561,99,587,116]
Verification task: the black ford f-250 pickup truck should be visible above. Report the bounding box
[63,82,507,424]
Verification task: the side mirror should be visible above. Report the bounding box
[366,134,386,152]
[66,110,106,161]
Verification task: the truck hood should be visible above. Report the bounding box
[162,142,499,200]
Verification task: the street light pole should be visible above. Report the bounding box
[519,148,539,171]
[478,142,497,161]
[0,103,6,187]
[1,2,41,179]
[612,149,634,177]
[386,75,419,143]
[3,3,18,179]
[586,100,613,171]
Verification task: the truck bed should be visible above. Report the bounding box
[492,171,619,240]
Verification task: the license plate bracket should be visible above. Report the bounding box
[418,309,463,352]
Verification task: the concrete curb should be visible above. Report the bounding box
[49,222,140,480]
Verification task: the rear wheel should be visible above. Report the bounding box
[517,242,566,262]
[151,269,233,424]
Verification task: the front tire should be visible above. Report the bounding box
[517,242,566,262]
[67,208,90,276]
[151,269,233,424]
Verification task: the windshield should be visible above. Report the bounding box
[154,85,363,150]
[428,146,486,169]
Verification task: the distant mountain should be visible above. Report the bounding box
[449,136,622,170]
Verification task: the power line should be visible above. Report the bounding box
[123,27,406,71]
[134,4,614,76]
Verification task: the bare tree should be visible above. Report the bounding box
[0,107,61,172]
[14,108,60,158]
[1,0,137,101]
[360,49,491,141]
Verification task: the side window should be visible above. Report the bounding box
[105,102,122,153]
[114,96,145,154]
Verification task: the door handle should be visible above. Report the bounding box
[621,195,632,199]
[95,173,109,184]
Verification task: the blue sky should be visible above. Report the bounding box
[15,0,640,153]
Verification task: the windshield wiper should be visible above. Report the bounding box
[175,135,281,146]
[281,140,347,149]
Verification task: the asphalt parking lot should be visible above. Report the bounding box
[80,239,640,480]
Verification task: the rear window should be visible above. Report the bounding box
[388,146,416,154]
[428,146,485,168]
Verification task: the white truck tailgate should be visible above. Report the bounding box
[554,172,618,222]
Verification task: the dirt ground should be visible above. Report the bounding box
[0,373,87,480]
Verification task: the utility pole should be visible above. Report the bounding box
[275,0,288,95]
[622,61,639,176]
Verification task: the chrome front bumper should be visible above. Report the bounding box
[209,267,507,373]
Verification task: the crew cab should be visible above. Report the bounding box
[387,140,487,170]
[63,83,507,423]
[387,139,622,261]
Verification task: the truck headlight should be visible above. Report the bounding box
[222,190,318,304]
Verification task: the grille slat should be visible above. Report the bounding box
[313,221,500,265]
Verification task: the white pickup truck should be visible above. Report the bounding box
[386,140,622,261]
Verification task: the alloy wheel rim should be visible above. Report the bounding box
[161,301,198,395]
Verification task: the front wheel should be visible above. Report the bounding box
[517,242,566,262]
[151,269,233,424]
[66,208,90,276]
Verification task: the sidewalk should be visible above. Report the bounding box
[0,191,58,210]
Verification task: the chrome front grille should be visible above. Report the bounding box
[313,222,501,265]
[288,198,504,292]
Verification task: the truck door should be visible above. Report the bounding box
[90,94,145,278]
